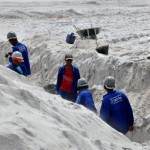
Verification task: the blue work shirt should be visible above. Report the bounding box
[7,63,26,76]
[9,43,31,76]
[100,90,134,134]
[56,65,80,102]
[76,89,97,113]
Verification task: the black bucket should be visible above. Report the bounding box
[147,56,150,59]
[96,45,109,55]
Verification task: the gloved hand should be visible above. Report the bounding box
[5,52,12,58]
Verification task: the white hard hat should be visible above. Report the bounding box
[12,51,24,62]
[7,32,17,40]
[77,78,88,88]
[104,76,115,89]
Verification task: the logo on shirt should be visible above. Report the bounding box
[19,46,26,52]
[110,95,123,104]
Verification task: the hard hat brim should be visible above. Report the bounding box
[8,37,17,40]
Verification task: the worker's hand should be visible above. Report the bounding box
[129,125,135,132]
[5,52,12,58]
[5,53,9,58]
[8,52,12,55]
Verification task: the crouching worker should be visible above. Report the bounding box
[76,78,97,114]
[7,51,26,76]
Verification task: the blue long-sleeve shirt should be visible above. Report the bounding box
[76,89,97,113]
[7,63,26,76]
[56,65,80,102]
[100,90,134,134]
[56,65,80,94]
[9,43,31,76]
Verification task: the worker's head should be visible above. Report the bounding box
[65,54,73,66]
[103,76,115,91]
[12,51,24,66]
[7,32,18,46]
[77,78,89,90]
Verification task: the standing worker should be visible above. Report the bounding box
[76,78,97,113]
[5,31,31,76]
[100,76,134,134]
[56,54,80,102]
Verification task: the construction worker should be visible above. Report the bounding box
[76,78,97,113]
[100,76,134,134]
[7,51,26,76]
[56,54,80,102]
[5,32,31,76]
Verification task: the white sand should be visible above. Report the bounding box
[0,65,147,150]
[0,0,150,149]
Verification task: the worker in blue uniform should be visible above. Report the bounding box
[100,76,134,134]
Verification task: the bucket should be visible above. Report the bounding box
[96,45,109,55]
[43,84,56,94]
[66,33,76,44]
